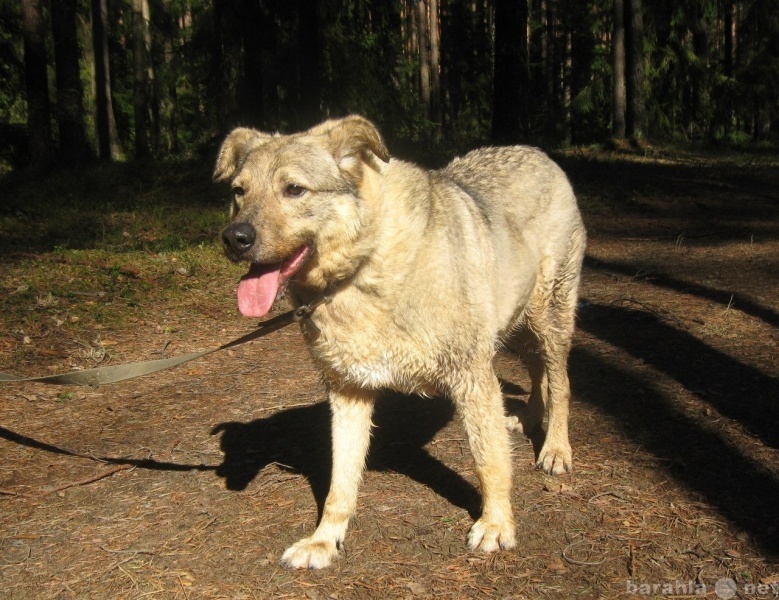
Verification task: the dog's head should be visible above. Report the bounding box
[214,115,390,318]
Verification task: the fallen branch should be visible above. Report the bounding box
[38,464,131,497]
[588,490,628,503]
[0,488,31,498]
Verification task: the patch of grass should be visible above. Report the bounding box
[56,392,73,403]
[0,160,237,350]
[0,158,227,255]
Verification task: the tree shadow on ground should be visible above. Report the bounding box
[578,300,779,450]
[586,256,779,328]
[574,302,779,555]
[211,392,482,521]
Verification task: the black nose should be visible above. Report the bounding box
[222,222,256,255]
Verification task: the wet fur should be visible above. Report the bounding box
[214,115,586,569]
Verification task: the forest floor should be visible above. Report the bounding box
[0,145,778,599]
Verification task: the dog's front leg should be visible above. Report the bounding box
[281,386,375,569]
[450,369,517,553]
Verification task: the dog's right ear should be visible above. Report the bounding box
[213,128,274,182]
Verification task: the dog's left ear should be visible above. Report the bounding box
[311,115,390,172]
[213,127,274,182]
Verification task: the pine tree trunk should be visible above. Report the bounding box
[91,0,121,160]
[142,0,159,152]
[544,0,557,139]
[237,0,265,127]
[297,0,322,129]
[612,0,626,138]
[22,0,53,167]
[429,0,442,139]
[408,0,418,61]
[722,0,734,137]
[625,0,645,140]
[160,0,178,152]
[51,0,91,163]
[492,0,529,143]
[132,0,150,157]
[417,0,431,121]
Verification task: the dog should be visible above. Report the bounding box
[214,115,586,569]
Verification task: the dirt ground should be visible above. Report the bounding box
[1,148,778,599]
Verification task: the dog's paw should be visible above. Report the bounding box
[505,414,543,436]
[467,518,516,553]
[536,441,572,475]
[505,415,524,433]
[281,537,339,569]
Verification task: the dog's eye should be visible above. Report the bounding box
[284,184,306,198]
[232,186,245,198]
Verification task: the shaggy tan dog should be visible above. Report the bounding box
[214,115,586,569]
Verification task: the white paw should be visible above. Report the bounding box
[505,415,524,433]
[467,518,516,553]
[536,441,572,475]
[280,537,339,569]
[505,414,542,436]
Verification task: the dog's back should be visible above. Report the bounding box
[416,146,585,339]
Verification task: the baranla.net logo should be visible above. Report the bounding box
[626,579,707,596]
[626,577,779,598]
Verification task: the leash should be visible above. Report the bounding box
[0,294,331,387]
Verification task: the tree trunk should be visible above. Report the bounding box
[22,0,53,167]
[132,0,150,157]
[723,1,734,78]
[625,0,645,140]
[417,0,431,120]
[160,0,178,152]
[429,0,442,139]
[142,0,159,152]
[407,0,418,61]
[91,0,121,160]
[297,0,321,129]
[50,0,91,163]
[237,0,266,127]
[492,0,530,143]
[562,19,572,145]
[544,0,557,139]
[721,0,734,137]
[612,0,626,138]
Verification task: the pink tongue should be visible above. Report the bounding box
[237,263,282,317]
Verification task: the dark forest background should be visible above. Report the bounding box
[3,0,778,172]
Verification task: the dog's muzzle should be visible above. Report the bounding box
[222,222,256,260]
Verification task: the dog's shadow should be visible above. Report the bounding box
[211,388,530,521]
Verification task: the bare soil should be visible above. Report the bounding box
[1,148,778,599]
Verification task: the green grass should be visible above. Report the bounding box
[1,157,227,255]
[0,158,237,340]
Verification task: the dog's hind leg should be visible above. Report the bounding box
[531,232,584,476]
[534,333,573,476]
[449,367,517,553]
[281,386,375,569]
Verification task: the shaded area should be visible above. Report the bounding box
[211,393,481,521]
[586,256,779,328]
[578,300,779,450]
[0,158,220,255]
[574,305,779,555]
[556,154,779,241]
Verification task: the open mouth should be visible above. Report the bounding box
[236,246,311,317]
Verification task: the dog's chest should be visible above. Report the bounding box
[306,319,439,394]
